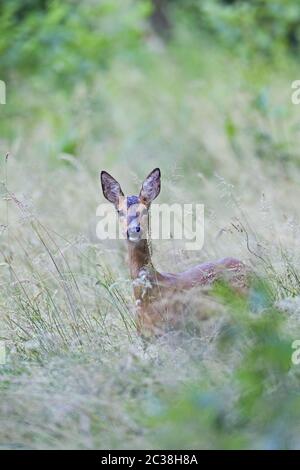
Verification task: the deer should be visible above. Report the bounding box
[100,168,248,337]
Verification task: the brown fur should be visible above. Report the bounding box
[128,238,246,336]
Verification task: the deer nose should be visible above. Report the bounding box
[128,226,140,234]
[127,226,141,240]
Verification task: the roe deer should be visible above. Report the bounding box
[101,168,247,336]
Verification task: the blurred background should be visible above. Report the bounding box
[1,0,300,450]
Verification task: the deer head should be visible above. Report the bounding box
[100,168,161,243]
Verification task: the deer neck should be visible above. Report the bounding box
[127,239,154,280]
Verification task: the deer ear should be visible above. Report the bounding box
[139,168,161,204]
[100,171,124,207]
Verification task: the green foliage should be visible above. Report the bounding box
[172,0,300,57]
[141,284,296,449]
[0,0,151,85]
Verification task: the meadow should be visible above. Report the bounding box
[1,0,300,449]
